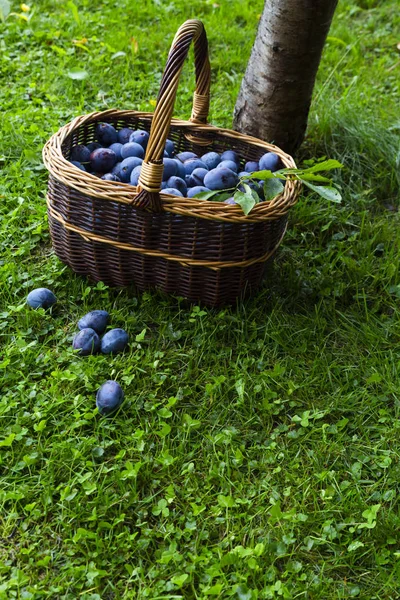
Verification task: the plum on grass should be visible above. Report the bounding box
[73,328,100,356]
[187,186,210,198]
[163,188,183,197]
[70,161,86,171]
[118,128,134,144]
[70,144,91,164]
[90,148,117,173]
[101,328,129,355]
[201,151,221,170]
[120,142,144,160]
[95,123,118,146]
[187,168,208,187]
[78,310,110,334]
[129,130,149,149]
[259,152,281,172]
[96,380,124,416]
[204,167,238,191]
[27,288,57,309]
[167,176,187,196]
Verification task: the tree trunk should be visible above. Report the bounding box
[233,0,338,155]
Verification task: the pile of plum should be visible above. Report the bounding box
[69,122,282,202]
[26,288,125,415]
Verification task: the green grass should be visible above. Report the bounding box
[1,0,400,598]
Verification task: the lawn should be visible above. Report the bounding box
[1,0,400,598]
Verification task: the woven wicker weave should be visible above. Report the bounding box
[43,20,301,307]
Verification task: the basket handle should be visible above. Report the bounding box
[135,19,211,211]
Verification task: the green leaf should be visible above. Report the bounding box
[233,190,256,215]
[296,173,331,183]
[135,328,146,342]
[263,178,284,200]
[0,0,10,21]
[111,51,126,60]
[67,69,89,80]
[302,159,343,173]
[67,0,80,24]
[218,494,235,508]
[194,190,232,201]
[245,169,278,180]
[301,180,342,203]
[0,433,15,447]
[171,573,189,587]
[348,540,365,552]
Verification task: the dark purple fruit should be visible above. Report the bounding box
[100,328,129,355]
[95,123,118,146]
[78,310,110,334]
[26,288,57,309]
[96,380,124,415]
[73,328,100,356]
[90,148,117,173]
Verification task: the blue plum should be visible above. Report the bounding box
[259,152,281,172]
[224,197,237,205]
[90,148,117,173]
[162,158,178,181]
[176,151,198,162]
[117,128,134,144]
[163,188,183,197]
[203,167,239,191]
[173,159,186,179]
[78,310,110,334]
[164,139,175,157]
[130,165,142,186]
[118,157,143,182]
[167,176,187,196]
[27,288,57,309]
[101,328,129,355]
[87,142,102,153]
[217,160,238,173]
[111,162,122,175]
[120,142,145,160]
[187,167,208,187]
[129,130,150,149]
[73,328,100,356]
[70,144,91,164]
[95,123,118,146]
[245,160,259,172]
[183,158,208,175]
[101,173,120,181]
[201,151,221,170]
[108,142,124,160]
[70,161,86,171]
[221,150,240,165]
[96,380,124,415]
[187,186,210,198]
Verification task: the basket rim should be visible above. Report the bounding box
[43,108,301,223]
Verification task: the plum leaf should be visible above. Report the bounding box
[263,178,284,200]
[301,180,342,203]
[233,189,256,215]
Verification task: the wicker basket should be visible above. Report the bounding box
[43,20,301,307]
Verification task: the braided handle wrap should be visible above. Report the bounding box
[135,20,211,211]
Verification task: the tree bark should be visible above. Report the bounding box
[233,0,338,155]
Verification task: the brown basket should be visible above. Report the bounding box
[43,20,301,307]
